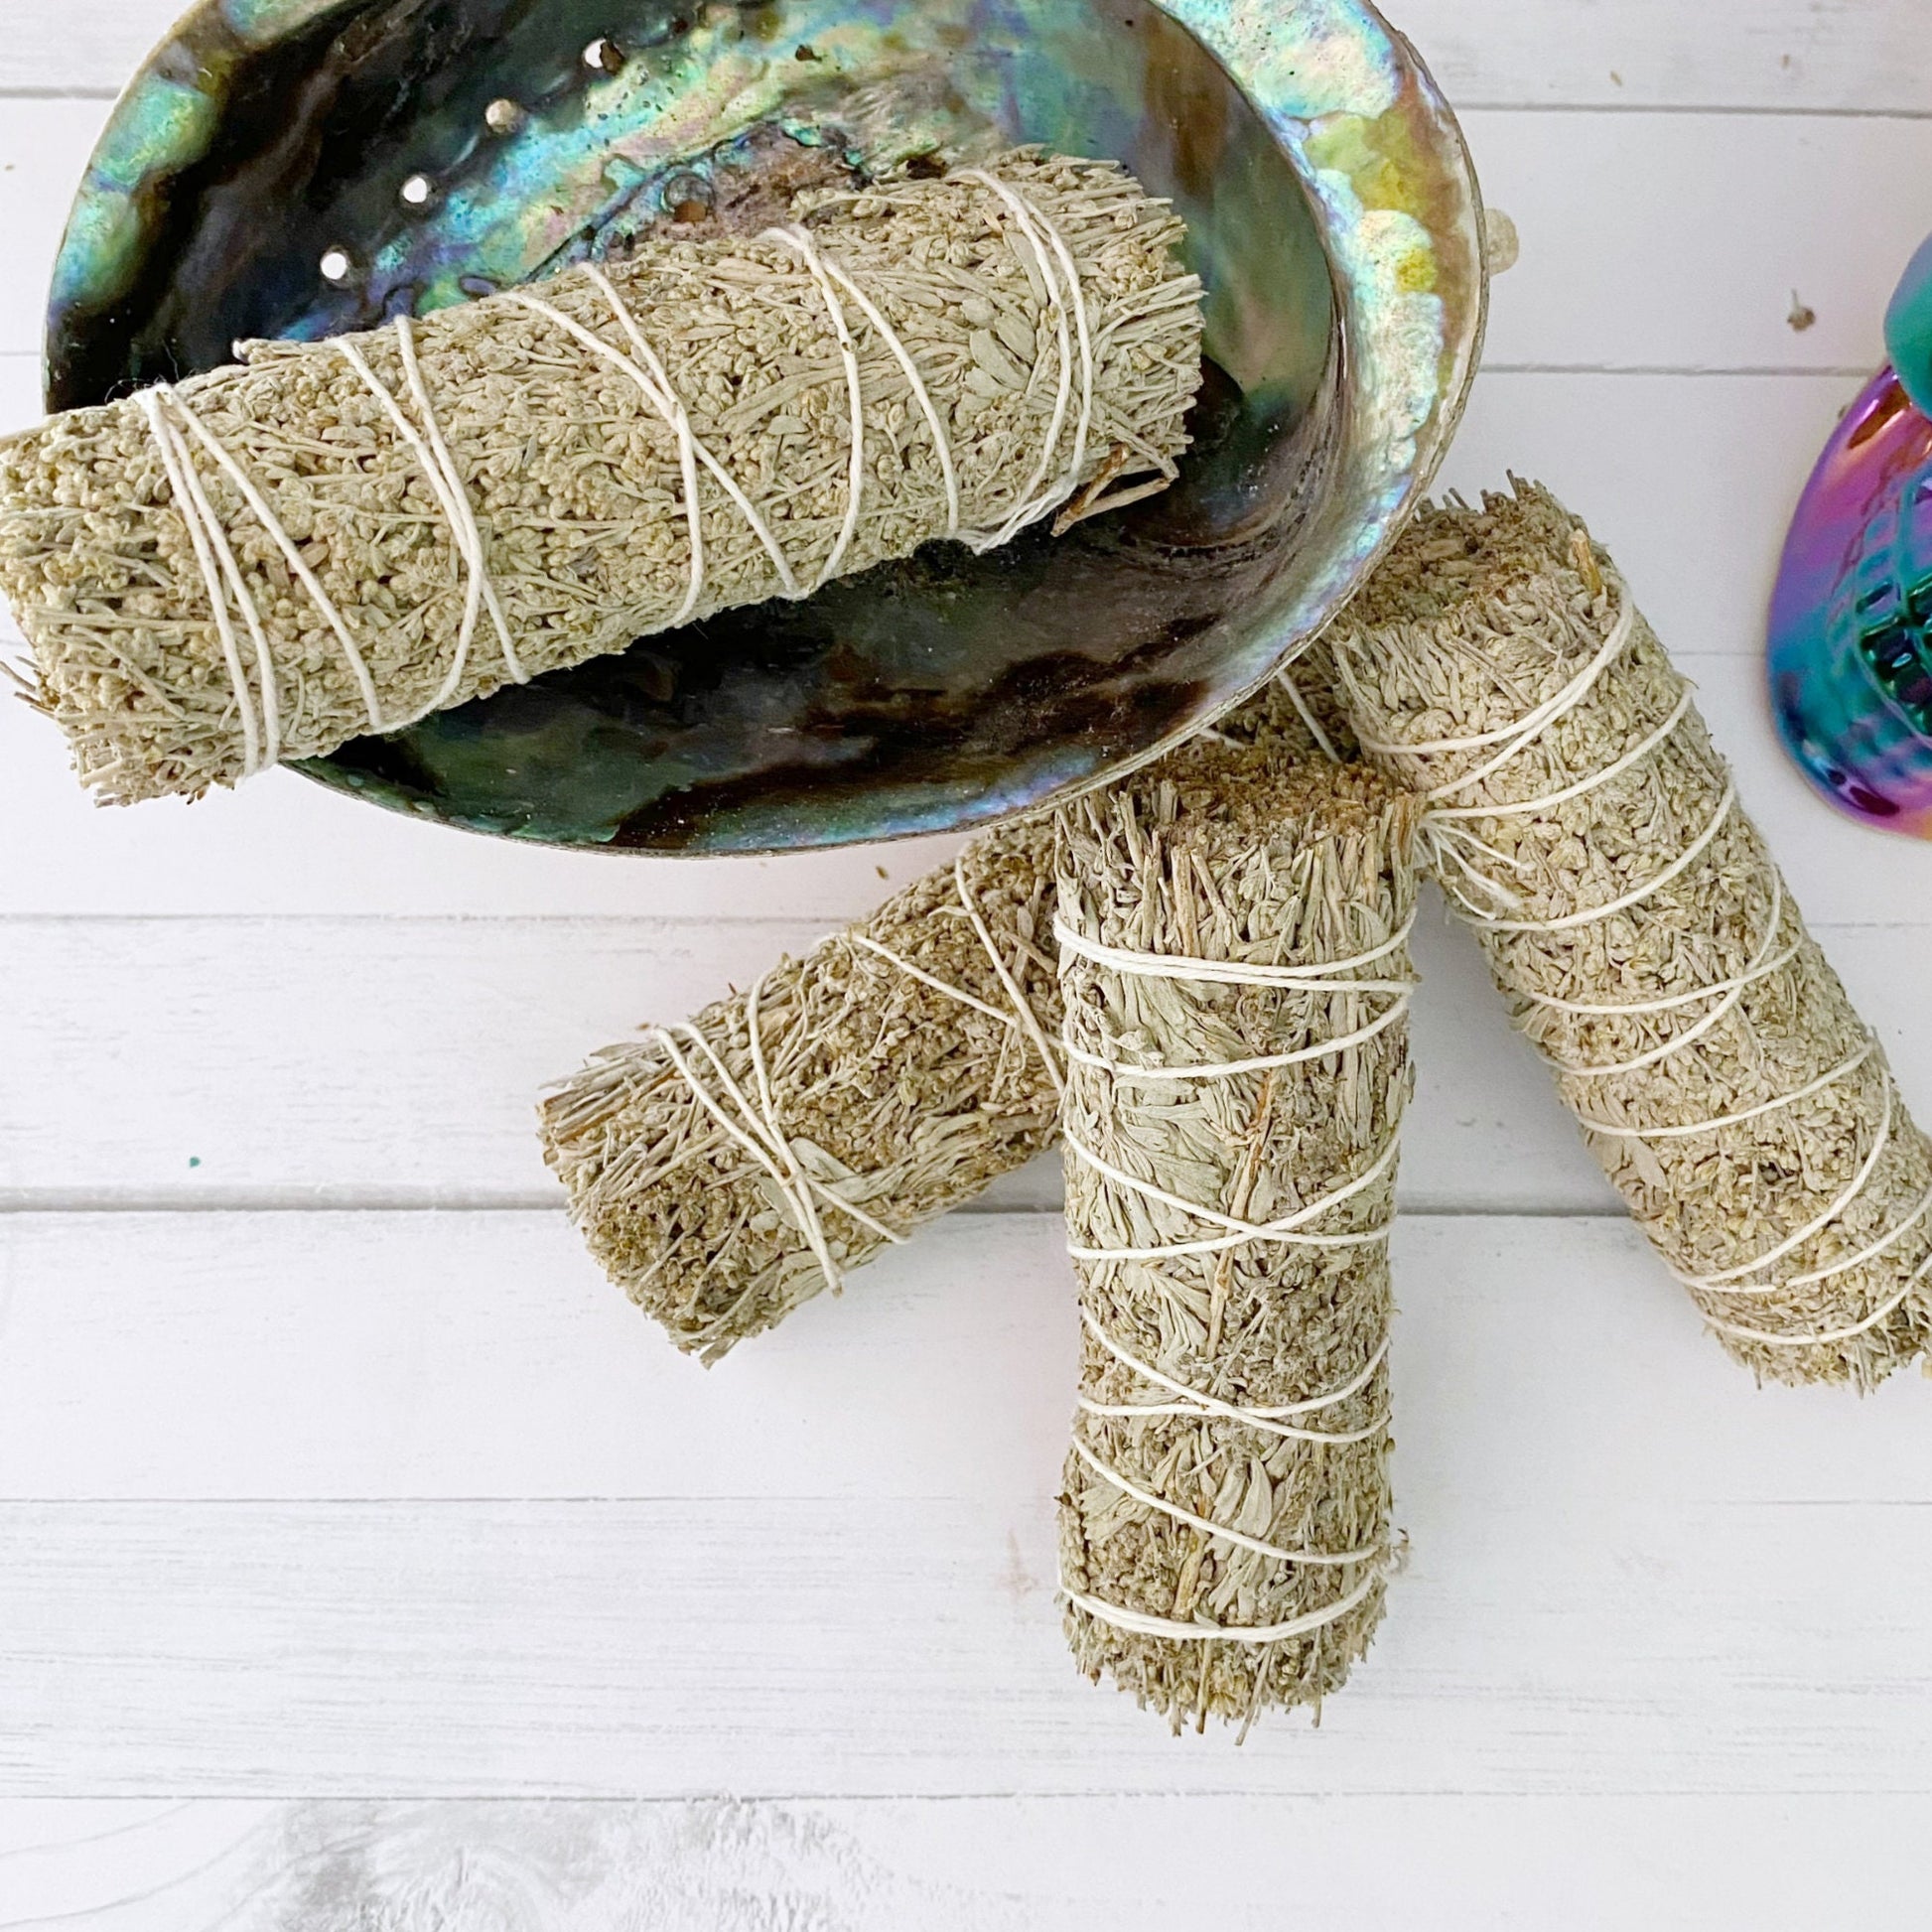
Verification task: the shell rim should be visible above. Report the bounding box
[43,0,1489,856]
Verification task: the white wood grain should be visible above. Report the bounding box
[0,405,1908,920]
[1439,371,1863,659]
[2,0,1930,1877]
[0,1794,1922,1932]
[4,105,1927,369]
[0,1213,1927,1799]
[2,1211,1927,1506]
[3,669,1929,1216]
[5,892,1930,1217]
[4,0,1931,114]
[1470,110,1932,374]
[2,1493,1929,1795]
[0,897,1620,1212]
[1,349,38,427]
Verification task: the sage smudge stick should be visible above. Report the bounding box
[1332,483,1932,1389]
[540,679,1345,1362]
[0,152,1202,804]
[1057,751,1419,1732]
[541,815,1062,1364]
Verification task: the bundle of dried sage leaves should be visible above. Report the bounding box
[1333,483,1932,1388]
[1056,747,1417,1730]
[1,152,1201,803]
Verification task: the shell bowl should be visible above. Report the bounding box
[47,0,1484,852]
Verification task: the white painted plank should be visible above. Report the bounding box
[0,382,1899,918]
[0,1803,270,1930]
[0,2,180,98]
[0,348,37,427]
[20,890,1932,1215]
[1403,0,1932,116]
[2,1213,1927,1509]
[5,691,1932,1214]
[0,703,964,922]
[1440,370,1864,661]
[2,1488,1929,1794]
[1470,110,1932,374]
[0,1795,1922,1932]
[0,102,99,358]
[0,897,1616,1213]
[0,1210,1084,1503]
[6,0,1932,115]
[1684,659,1932,936]
[4,104,1926,370]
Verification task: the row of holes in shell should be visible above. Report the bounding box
[320,35,664,287]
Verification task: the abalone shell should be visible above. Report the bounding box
[46,0,1485,853]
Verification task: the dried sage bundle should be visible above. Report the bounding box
[1057,750,1418,1731]
[540,677,1343,1363]
[541,814,1062,1363]
[1,152,1202,804]
[1332,483,1932,1388]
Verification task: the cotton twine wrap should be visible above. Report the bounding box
[541,814,1064,1363]
[1333,483,1932,1389]
[0,151,1202,804]
[540,679,1345,1362]
[1056,750,1419,1731]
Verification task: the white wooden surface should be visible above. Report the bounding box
[2,4,1930,1925]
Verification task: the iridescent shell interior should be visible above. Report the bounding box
[47,0,1484,853]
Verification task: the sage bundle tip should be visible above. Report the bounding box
[0,151,1203,806]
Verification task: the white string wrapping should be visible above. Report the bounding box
[1277,666,1342,764]
[1460,784,1740,936]
[1064,1131,1402,1264]
[1077,1309,1394,1446]
[650,857,1059,1298]
[1353,592,1641,781]
[1702,1258,1932,1350]
[762,225,870,589]
[130,167,1109,779]
[1067,1440,1383,1568]
[1346,560,1928,1356]
[1704,1173,1932,1303]
[650,1007,907,1305]
[142,383,387,747]
[339,320,525,710]
[138,390,271,777]
[1674,1080,1898,1293]
[953,170,1097,551]
[509,279,802,601]
[1540,878,1796,1081]
[1060,996,1412,1082]
[1063,1568,1387,1648]
[806,252,963,539]
[139,320,542,774]
[1054,915,1418,991]
[1060,873,1407,1650]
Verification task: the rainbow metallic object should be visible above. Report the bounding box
[46,0,1486,854]
[1770,234,1932,838]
